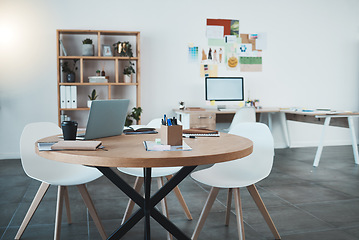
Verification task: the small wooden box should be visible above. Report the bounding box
[161,125,183,146]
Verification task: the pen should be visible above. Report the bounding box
[167,119,172,126]
[162,114,167,125]
[172,117,177,125]
[183,135,197,139]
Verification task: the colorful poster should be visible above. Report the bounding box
[200,64,218,77]
[206,19,240,37]
[240,57,262,72]
[188,44,199,62]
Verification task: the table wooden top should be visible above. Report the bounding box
[174,108,359,116]
[281,110,359,117]
[37,132,253,168]
[174,107,281,114]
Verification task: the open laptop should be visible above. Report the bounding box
[78,99,129,140]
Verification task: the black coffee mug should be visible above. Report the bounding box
[61,121,78,140]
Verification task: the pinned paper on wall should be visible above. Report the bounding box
[193,19,266,73]
[188,44,199,62]
[255,33,267,50]
[240,57,262,72]
[240,34,256,51]
[206,18,240,37]
[200,64,218,77]
[208,38,225,46]
[239,44,253,56]
[224,35,237,44]
[201,47,223,64]
[206,26,224,39]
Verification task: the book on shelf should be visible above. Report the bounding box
[59,40,67,56]
[60,86,77,109]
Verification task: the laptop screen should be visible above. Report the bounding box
[84,99,129,140]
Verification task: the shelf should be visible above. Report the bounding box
[59,83,138,86]
[57,29,141,126]
[59,56,139,60]
[60,108,89,111]
[58,29,139,36]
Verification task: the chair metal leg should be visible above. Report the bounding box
[63,186,72,224]
[225,188,233,226]
[165,175,193,220]
[54,186,65,240]
[77,184,107,240]
[247,184,281,240]
[121,177,144,224]
[157,177,172,240]
[191,187,220,240]
[15,182,50,240]
[234,188,245,240]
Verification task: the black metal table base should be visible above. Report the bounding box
[96,165,197,240]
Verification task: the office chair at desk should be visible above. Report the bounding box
[118,118,192,239]
[226,107,256,132]
[16,122,107,240]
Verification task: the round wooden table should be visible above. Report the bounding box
[38,132,253,240]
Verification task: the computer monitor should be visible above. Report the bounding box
[205,77,244,101]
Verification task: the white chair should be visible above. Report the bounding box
[118,118,192,239]
[191,122,281,240]
[16,122,107,240]
[227,107,256,132]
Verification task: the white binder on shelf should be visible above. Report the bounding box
[70,86,77,108]
[60,86,66,108]
[65,86,72,109]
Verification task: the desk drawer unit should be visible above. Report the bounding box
[190,112,216,130]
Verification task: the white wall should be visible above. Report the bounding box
[1,0,358,158]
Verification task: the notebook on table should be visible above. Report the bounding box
[77,99,129,140]
[182,128,220,137]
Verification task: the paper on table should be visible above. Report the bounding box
[48,141,102,151]
[143,141,192,151]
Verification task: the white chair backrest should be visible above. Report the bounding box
[146,118,182,129]
[228,107,256,132]
[214,122,274,181]
[20,122,69,180]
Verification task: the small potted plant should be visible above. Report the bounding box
[123,61,135,83]
[87,89,98,108]
[82,38,94,56]
[61,59,78,82]
[113,41,133,57]
[125,107,142,127]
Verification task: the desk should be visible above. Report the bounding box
[37,132,253,239]
[174,108,281,129]
[282,110,359,167]
[174,108,289,146]
[174,108,359,167]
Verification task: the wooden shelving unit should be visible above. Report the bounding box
[56,29,141,127]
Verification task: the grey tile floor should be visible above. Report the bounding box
[1,145,359,239]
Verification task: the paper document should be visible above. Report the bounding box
[38,141,102,151]
[143,141,192,151]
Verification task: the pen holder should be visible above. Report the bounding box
[161,125,182,146]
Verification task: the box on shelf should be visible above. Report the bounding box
[88,76,109,83]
